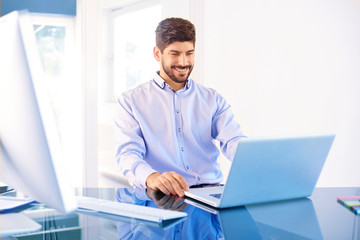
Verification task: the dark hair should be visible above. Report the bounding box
[155,17,196,53]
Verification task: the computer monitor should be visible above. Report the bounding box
[0,11,77,213]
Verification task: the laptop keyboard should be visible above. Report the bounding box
[209,193,222,199]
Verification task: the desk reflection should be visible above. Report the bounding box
[115,188,323,240]
[115,188,222,239]
[246,198,323,239]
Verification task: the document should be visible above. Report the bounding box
[0,196,34,212]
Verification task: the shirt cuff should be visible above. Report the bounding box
[134,163,157,188]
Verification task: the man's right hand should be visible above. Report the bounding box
[146,171,189,197]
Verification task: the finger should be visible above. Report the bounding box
[176,202,188,212]
[172,196,185,210]
[165,172,189,197]
[155,181,171,195]
[157,194,172,206]
[148,172,177,196]
[158,175,178,195]
[162,196,176,209]
[162,173,183,196]
[170,172,189,191]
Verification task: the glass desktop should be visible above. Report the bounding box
[1,187,359,240]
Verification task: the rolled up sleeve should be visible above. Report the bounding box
[211,93,246,161]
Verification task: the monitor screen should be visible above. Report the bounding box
[0,11,76,213]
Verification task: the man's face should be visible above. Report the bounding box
[154,41,195,88]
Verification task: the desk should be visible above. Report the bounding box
[2,187,359,240]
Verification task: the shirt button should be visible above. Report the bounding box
[181,147,184,152]
[176,110,179,113]
[178,128,181,132]
[186,165,189,170]
[197,177,200,181]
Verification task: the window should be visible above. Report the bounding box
[97,2,162,186]
[32,15,82,186]
[112,4,161,99]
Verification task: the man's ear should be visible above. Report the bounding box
[153,46,161,62]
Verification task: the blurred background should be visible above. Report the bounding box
[1,0,359,188]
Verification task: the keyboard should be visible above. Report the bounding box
[76,196,187,223]
[209,193,222,199]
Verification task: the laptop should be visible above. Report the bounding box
[184,134,335,208]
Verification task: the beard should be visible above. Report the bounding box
[162,62,193,84]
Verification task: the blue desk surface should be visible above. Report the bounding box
[3,187,360,239]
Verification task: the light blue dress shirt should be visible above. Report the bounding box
[115,72,245,188]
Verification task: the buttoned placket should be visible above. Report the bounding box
[163,81,201,184]
[173,90,191,173]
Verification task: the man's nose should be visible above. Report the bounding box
[177,54,187,66]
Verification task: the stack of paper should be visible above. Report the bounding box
[0,196,34,212]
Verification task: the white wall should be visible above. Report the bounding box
[201,0,360,187]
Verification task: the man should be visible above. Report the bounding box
[115,17,245,197]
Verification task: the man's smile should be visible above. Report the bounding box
[172,65,191,73]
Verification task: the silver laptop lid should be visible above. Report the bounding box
[220,134,335,207]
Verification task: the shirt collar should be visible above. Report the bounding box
[153,71,192,91]
[153,72,166,89]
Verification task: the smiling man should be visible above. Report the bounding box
[115,18,245,197]
[155,40,194,91]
